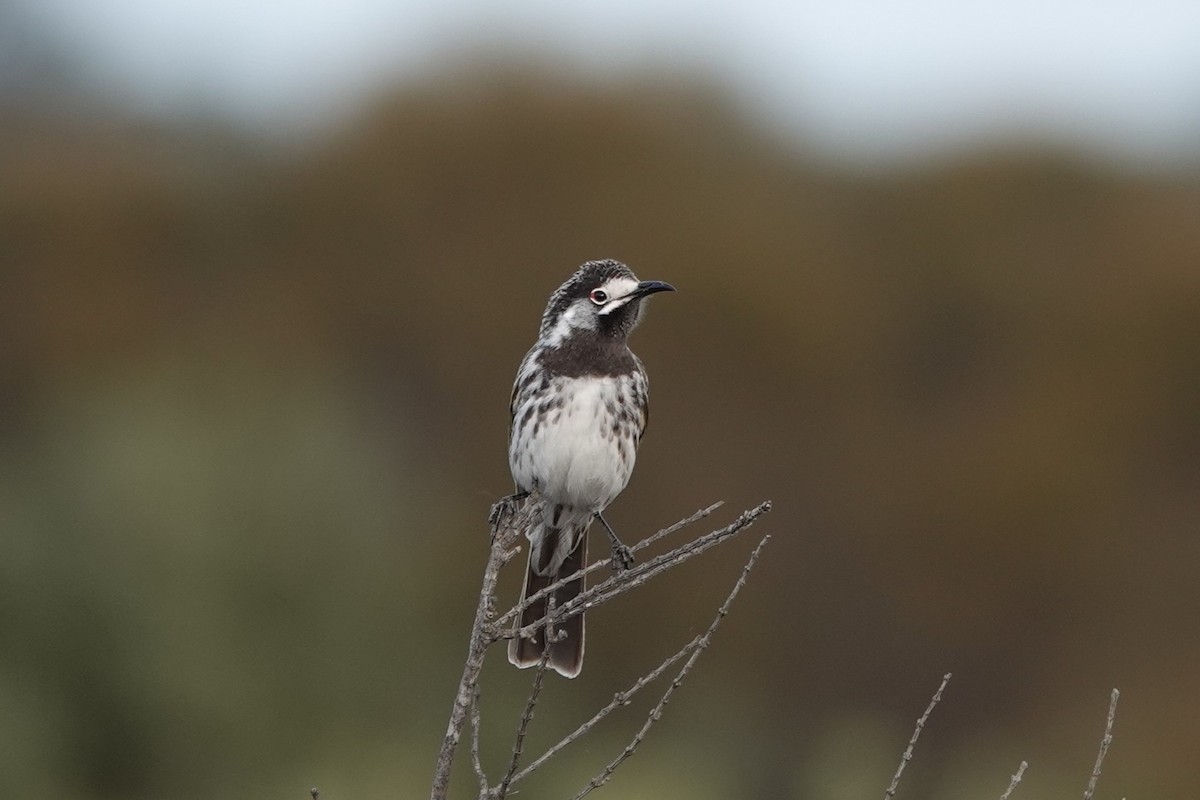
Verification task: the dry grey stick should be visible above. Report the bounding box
[494,503,724,633]
[539,501,723,608]
[568,533,773,800]
[429,493,535,800]
[1082,689,1120,800]
[511,634,703,785]
[629,501,725,554]
[432,498,769,800]
[999,760,1029,800]
[503,502,772,642]
[469,686,488,796]
[884,672,952,800]
[494,607,555,800]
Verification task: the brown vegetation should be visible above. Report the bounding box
[2,66,1198,798]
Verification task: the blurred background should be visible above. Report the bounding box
[2,1,1199,798]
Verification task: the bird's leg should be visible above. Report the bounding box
[489,490,531,539]
[595,512,635,572]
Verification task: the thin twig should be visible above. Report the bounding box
[626,501,725,555]
[511,634,704,785]
[629,501,725,553]
[494,501,726,631]
[494,605,555,800]
[999,761,1028,800]
[1082,689,1120,800]
[501,502,771,642]
[429,493,538,800]
[431,499,770,800]
[569,533,772,800]
[884,672,952,800]
[469,686,488,796]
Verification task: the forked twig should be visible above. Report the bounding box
[568,533,773,800]
[495,623,554,800]
[430,493,535,800]
[493,501,728,630]
[511,634,703,785]
[884,672,952,800]
[430,498,771,800]
[502,502,772,643]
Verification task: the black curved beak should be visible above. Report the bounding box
[633,280,676,298]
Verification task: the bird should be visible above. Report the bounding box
[505,259,674,678]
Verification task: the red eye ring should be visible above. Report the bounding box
[589,289,608,304]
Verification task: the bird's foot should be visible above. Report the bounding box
[596,511,635,572]
[610,541,635,573]
[489,490,531,538]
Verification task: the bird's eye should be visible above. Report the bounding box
[589,289,608,305]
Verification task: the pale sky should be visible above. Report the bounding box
[11,0,1200,166]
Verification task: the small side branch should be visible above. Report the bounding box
[430,499,771,800]
[492,502,726,632]
[494,608,555,800]
[511,635,702,785]
[469,687,487,795]
[569,533,773,800]
[500,502,772,642]
[999,761,1028,800]
[884,672,952,800]
[1082,689,1120,800]
[429,494,536,800]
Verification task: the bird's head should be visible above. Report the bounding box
[539,259,675,346]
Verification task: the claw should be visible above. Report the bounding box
[489,490,532,539]
[611,542,635,572]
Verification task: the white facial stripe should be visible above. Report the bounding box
[596,276,641,316]
[544,299,597,346]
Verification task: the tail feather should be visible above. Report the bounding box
[508,533,587,678]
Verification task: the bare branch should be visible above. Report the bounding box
[493,501,726,631]
[431,499,772,800]
[884,672,952,800]
[1082,689,1120,800]
[429,493,538,800]
[628,501,725,554]
[495,605,555,800]
[999,761,1028,800]
[511,635,703,785]
[502,502,772,642]
[469,686,488,796]
[569,533,773,800]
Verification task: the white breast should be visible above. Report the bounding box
[509,375,637,511]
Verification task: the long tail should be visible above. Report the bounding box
[508,528,587,678]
